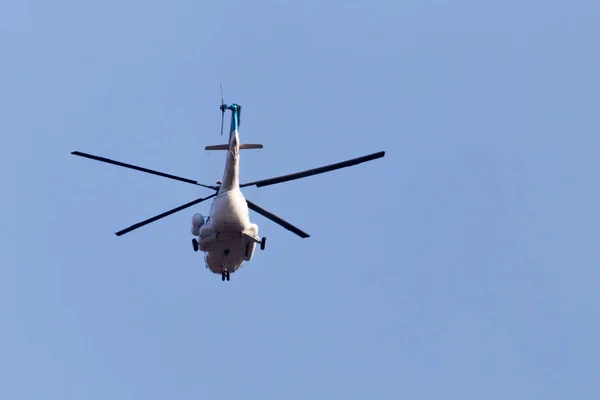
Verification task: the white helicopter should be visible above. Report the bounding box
[72,95,385,281]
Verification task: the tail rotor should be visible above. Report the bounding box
[219,82,226,136]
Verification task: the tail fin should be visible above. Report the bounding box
[205,144,263,151]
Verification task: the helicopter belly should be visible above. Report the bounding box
[205,238,246,273]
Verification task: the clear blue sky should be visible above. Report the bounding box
[2,1,599,398]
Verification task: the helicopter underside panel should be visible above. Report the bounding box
[204,237,245,273]
[200,225,259,274]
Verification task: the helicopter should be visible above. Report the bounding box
[71,95,385,281]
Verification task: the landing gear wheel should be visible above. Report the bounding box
[260,237,267,250]
[226,271,230,281]
[192,239,198,252]
[221,272,225,281]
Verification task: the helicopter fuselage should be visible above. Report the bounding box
[198,188,260,275]
[194,104,261,277]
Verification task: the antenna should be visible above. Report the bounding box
[219,82,225,136]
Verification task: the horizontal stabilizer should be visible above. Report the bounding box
[240,144,263,150]
[205,144,263,151]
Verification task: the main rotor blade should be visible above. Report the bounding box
[246,199,310,238]
[71,151,217,190]
[240,151,385,188]
[115,193,217,236]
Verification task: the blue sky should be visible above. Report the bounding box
[2,0,599,398]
